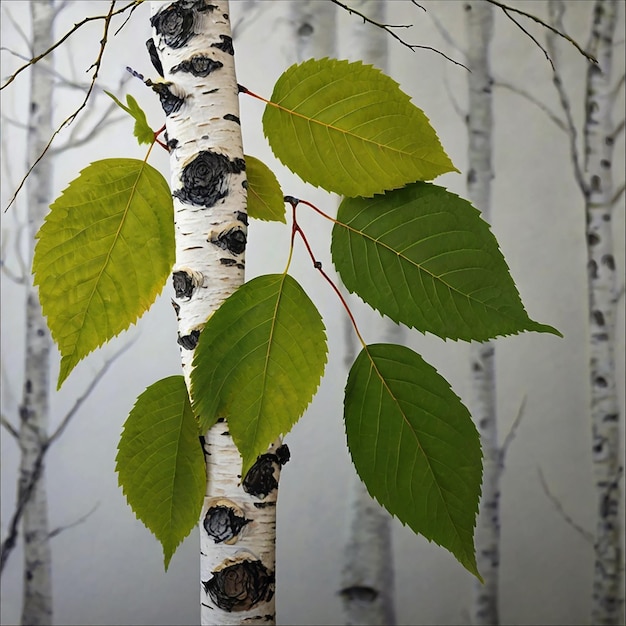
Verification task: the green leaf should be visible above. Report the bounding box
[105,91,154,145]
[331,182,561,341]
[33,158,174,388]
[245,155,286,222]
[345,343,483,579]
[191,274,327,476]
[262,58,457,197]
[115,376,205,571]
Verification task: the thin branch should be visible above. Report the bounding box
[1,5,32,57]
[4,1,122,213]
[500,395,527,461]
[494,80,568,133]
[538,467,595,545]
[425,6,467,59]
[612,118,625,142]
[609,73,625,106]
[611,182,625,208]
[486,0,597,64]
[0,341,135,574]
[48,503,100,539]
[48,340,136,445]
[1,415,19,439]
[0,1,140,91]
[546,1,589,197]
[330,0,469,71]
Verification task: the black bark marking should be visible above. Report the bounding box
[146,38,164,77]
[601,253,615,270]
[594,376,608,388]
[590,174,602,193]
[209,226,247,255]
[171,55,222,77]
[604,413,618,422]
[235,211,248,226]
[211,34,234,55]
[150,81,184,115]
[203,558,274,612]
[275,444,290,466]
[223,113,240,125]
[592,310,606,326]
[150,0,198,49]
[339,586,379,602]
[173,270,195,299]
[203,505,251,543]
[467,168,477,185]
[587,232,600,246]
[178,330,200,350]
[167,137,179,150]
[219,258,245,270]
[242,451,285,498]
[25,379,32,393]
[171,299,181,318]
[588,259,598,279]
[297,22,313,37]
[174,151,245,208]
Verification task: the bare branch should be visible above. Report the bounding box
[609,73,625,105]
[49,340,136,445]
[611,182,625,208]
[494,80,568,133]
[48,503,100,539]
[425,5,467,59]
[538,467,595,545]
[330,0,469,70]
[612,118,625,142]
[1,415,19,439]
[546,0,589,197]
[486,0,597,64]
[1,5,32,57]
[500,395,527,461]
[0,1,141,91]
[4,1,124,213]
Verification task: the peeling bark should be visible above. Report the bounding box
[17,2,56,624]
[149,2,278,624]
[465,2,498,624]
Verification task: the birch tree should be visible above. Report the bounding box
[336,2,397,624]
[465,2,499,624]
[3,2,572,625]
[546,1,624,623]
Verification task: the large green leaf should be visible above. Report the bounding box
[332,182,561,341]
[345,343,482,579]
[262,58,457,197]
[191,274,327,476]
[115,376,205,571]
[33,158,174,387]
[245,155,285,222]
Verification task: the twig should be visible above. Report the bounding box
[500,395,527,462]
[0,1,140,90]
[330,0,469,71]
[609,73,625,106]
[611,182,625,209]
[1,415,19,439]
[486,0,597,64]
[48,503,100,539]
[494,80,568,133]
[538,467,594,545]
[546,0,589,197]
[425,6,467,59]
[3,1,141,213]
[0,340,135,574]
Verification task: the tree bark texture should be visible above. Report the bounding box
[465,2,498,624]
[18,2,55,624]
[583,2,623,623]
[337,3,397,624]
[150,2,279,623]
[289,0,337,62]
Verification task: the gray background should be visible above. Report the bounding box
[1,1,624,624]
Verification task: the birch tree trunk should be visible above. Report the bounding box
[582,2,623,622]
[337,3,397,624]
[465,2,498,624]
[150,2,278,624]
[18,2,55,623]
[547,2,623,622]
[289,0,337,62]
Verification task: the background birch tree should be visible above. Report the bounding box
[546,1,624,623]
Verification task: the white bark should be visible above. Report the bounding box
[18,2,55,624]
[289,0,337,62]
[337,3,397,624]
[150,2,278,624]
[582,2,623,623]
[465,2,498,624]
[547,2,623,623]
